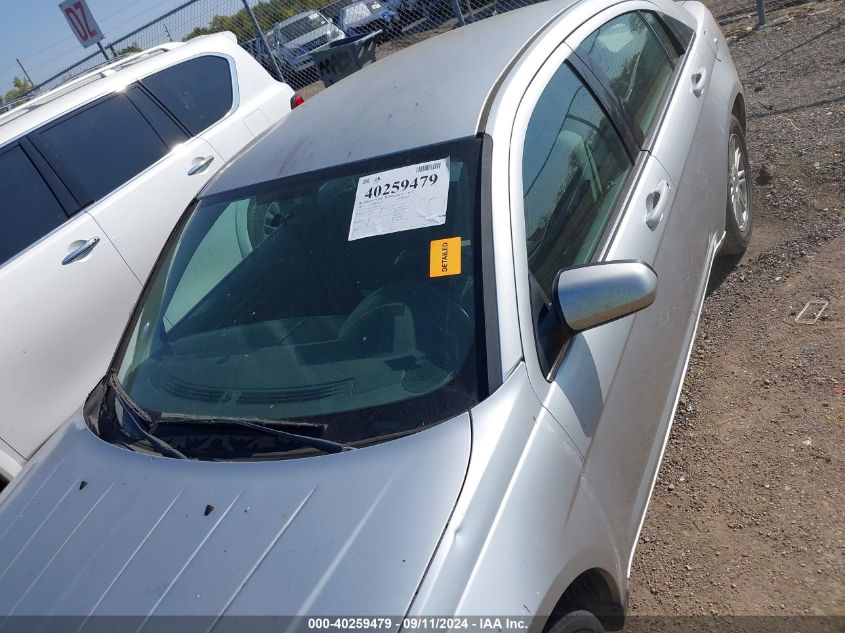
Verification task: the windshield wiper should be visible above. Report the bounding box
[155,415,355,455]
[107,374,188,460]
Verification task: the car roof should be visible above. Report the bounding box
[204,0,580,197]
[0,33,237,145]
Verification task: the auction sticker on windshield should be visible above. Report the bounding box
[348,158,450,241]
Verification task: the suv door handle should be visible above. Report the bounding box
[62,237,100,265]
[645,180,671,230]
[691,66,708,97]
[187,155,214,176]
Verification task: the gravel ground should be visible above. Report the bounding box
[627,0,844,621]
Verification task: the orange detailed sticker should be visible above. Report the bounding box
[429,237,461,278]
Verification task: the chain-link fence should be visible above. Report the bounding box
[4,0,820,112]
[706,0,819,26]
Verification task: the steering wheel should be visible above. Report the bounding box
[338,282,473,367]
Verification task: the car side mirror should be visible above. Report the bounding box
[553,260,657,333]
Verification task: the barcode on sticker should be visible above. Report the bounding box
[417,162,441,173]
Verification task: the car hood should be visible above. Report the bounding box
[0,412,470,617]
[285,26,339,50]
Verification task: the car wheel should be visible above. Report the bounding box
[546,610,606,633]
[720,116,753,256]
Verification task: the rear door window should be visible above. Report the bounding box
[142,56,234,136]
[34,93,170,203]
[0,144,68,265]
[577,11,676,140]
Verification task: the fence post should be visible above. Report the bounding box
[449,0,466,26]
[241,0,286,83]
[755,0,767,26]
[97,41,110,62]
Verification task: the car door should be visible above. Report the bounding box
[641,6,725,277]
[29,66,230,285]
[574,4,720,321]
[0,141,141,460]
[566,4,720,559]
[509,27,686,563]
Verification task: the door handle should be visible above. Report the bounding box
[187,155,214,175]
[691,66,708,97]
[62,236,100,265]
[645,180,670,230]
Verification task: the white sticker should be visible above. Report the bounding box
[348,158,450,241]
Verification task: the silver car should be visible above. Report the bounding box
[0,0,750,630]
[270,10,347,75]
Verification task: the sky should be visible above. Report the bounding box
[0,0,227,92]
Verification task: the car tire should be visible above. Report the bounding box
[546,610,606,633]
[720,116,753,256]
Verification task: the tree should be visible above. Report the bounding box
[184,0,327,43]
[117,42,142,55]
[4,76,33,104]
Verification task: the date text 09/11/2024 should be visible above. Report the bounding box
[307,617,531,630]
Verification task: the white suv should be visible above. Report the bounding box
[0,33,295,480]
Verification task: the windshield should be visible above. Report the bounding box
[106,138,485,457]
[278,13,328,42]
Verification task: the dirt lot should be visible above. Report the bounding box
[627,0,844,622]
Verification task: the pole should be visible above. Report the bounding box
[15,58,34,86]
[464,0,476,23]
[449,0,466,26]
[241,0,286,83]
[755,0,766,27]
[96,41,110,62]
[163,22,174,42]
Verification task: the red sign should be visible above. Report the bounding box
[59,0,104,48]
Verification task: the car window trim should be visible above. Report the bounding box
[16,137,79,216]
[639,10,681,65]
[662,13,695,52]
[567,54,639,159]
[573,10,684,148]
[511,51,640,382]
[28,88,188,210]
[138,52,239,139]
[126,84,191,144]
[478,133,502,395]
[639,28,697,152]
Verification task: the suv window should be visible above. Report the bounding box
[577,11,677,140]
[142,56,234,136]
[0,145,68,265]
[521,63,632,374]
[36,94,170,203]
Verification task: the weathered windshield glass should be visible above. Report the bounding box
[110,138,485,454]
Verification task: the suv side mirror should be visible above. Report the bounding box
[553,261,657,332]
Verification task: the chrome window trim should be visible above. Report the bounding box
[563,2,691,146]
[507,38,640,383]
[78,52,240,211]
[638,26,696,151]
[139,51,241,136]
